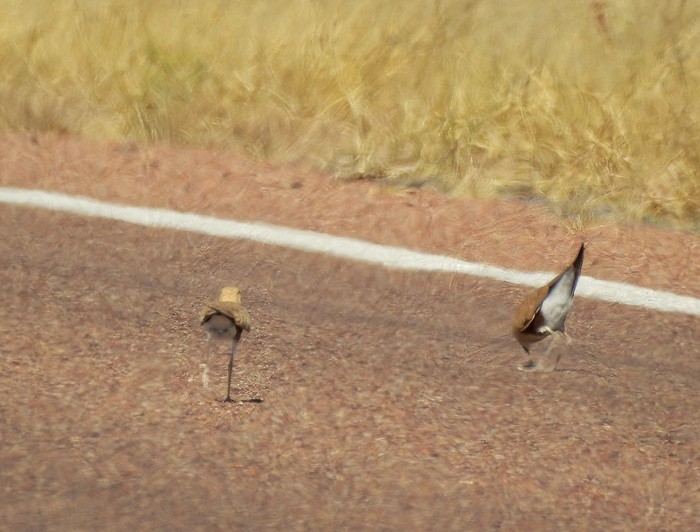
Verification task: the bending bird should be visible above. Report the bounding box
[200,286,252,402]
[512,243,585,371]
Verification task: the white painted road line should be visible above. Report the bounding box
[1,187,699,317]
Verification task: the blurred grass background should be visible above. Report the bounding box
[0,0,698,229]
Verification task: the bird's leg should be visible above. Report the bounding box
[553,330,573,368]
[520,332,562,372]
[540,331,567,372]
[518,345,539,371]
[223,340,238,402]
[543,335,557,356]
[223,329,242,403]
[200,363,210,389]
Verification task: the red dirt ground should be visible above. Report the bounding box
[1,133,699,530]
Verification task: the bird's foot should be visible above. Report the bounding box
[538,360,558,373]
[518,359,540,371]
[222,396,236,404]
[518,358,559,373]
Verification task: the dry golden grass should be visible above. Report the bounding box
[1,0,699,228]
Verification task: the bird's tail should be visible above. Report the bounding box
[570,242,585,295]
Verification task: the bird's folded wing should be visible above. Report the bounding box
[200,301,252,331]
[512,284,548,332]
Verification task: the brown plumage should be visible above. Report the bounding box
[200,286,251,402]
[512,243,585,371]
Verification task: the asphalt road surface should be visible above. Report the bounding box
[2,203,699,530]
[1,134,699,530]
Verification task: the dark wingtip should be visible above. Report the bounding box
[573,242,585,271]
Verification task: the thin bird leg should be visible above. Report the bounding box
[552,330,570,369]
[517,344,538,371]
[541,331,566,372]
[200,363,210,388]
[543,336,556,358]
[224,328,242,403]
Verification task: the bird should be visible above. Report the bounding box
[199,286,252,402]
[512,243,585,372]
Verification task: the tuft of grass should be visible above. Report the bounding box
[0,0,699,229]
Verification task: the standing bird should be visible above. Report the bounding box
[512,243,585,372]
[200,286,252,402]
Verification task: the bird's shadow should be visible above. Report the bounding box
[552,367,616,379]
[220,397,264,404]
[517,364,612,379]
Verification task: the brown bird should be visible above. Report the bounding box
[512,243,585,371]
[200,286,252,402]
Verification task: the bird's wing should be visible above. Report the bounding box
[512,284,548,333]
[199,301,252,331]
[539,244,585,323]
[544,243,584,300]
[512,243,585,336]
[199,304,217,324]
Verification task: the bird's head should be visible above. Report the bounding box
[219,286,242,303]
